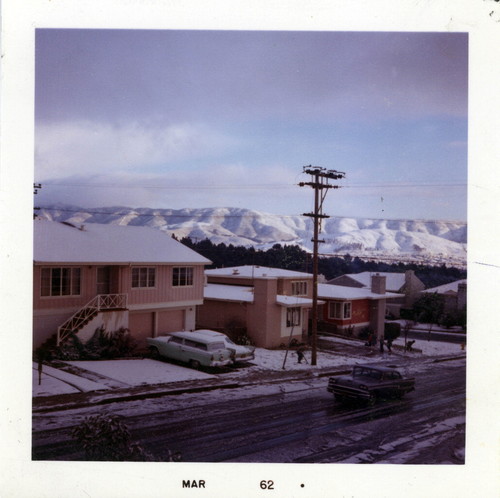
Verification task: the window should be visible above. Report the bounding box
[291,281,308,296]
[328,301,352,320]
[173,266,193,287]
[41,267,81,297]
[131,267,156,288]
[286,307,301,327]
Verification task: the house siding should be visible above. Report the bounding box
[33,263,206,348]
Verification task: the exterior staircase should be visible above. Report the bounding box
[57,294,128,346]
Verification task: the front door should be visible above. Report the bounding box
[97,266,112,295]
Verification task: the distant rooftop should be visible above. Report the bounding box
[424,279,467,295]
[333,271,408,291]
[318,283,404,301]
[205,265,312,279]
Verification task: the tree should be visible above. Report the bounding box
[412,293,444,341]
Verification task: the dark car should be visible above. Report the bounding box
[327,364,415,404]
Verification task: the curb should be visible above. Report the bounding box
[33,355,465,414]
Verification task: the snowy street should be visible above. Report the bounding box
[32,336,466,464]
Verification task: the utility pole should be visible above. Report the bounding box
[33,183,42,219]
[299,166,345,365]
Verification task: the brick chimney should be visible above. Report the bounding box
[371,273,386,294]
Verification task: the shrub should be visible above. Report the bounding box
[71,414,153,461]
[51,327,138,361]
[384,322,401,341]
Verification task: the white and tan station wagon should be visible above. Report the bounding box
[147,330,234,369]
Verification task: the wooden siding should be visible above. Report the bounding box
[33,264,205,310]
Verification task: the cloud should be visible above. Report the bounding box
[35,120,238,178]
[36,161,309,212]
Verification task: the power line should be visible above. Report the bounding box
[39,180,466,190]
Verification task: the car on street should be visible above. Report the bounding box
[327,364,415,404]
[147,331,234,369]
[193,329,255,364]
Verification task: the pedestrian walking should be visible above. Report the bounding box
[297,345,306,364]
[386,338,393,354]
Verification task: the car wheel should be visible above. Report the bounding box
[149,346,160,360]
[189,359,201,370]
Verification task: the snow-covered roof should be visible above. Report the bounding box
[205,265,312,279]
[423,279,467,295]
[204,283,255,303]
[339,271,406,291]
[33,219,211,265]
[317,283,404,301]
[204,283,317,307]
[276,295,318,307]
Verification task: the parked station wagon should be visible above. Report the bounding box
[193,329,255,364]
[327,364,415,404]
[147,331,233,369]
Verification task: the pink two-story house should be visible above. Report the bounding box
[33,220,210,348]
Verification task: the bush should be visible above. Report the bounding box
[384,322,401,341]
[358,327,372,340]
[51,327,138,361]
[72,414,153,461]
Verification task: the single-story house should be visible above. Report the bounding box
[318,274,404,340]
[422,279,467,313]
[33,219,211,349]
[197,265,318,348]
[327,270,425,316]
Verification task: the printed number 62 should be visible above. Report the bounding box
[260,480,274,490]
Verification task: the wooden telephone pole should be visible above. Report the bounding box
[299,166,345,365]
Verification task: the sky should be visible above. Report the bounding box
[34,29,468,221]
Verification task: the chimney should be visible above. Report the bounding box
[371,273,386,294]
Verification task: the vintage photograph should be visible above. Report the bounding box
[32,28,467,464]
[2,1,499,497]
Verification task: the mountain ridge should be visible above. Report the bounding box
[37,204,467,268]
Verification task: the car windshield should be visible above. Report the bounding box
[353,367,382,380]
[207,341,226,351]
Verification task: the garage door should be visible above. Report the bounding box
[157,309,184,334]
[128,311,154,344]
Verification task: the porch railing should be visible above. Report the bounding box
[57,293,128,346]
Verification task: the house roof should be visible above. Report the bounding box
[203,283,317,307]
[276,295,319,308]
[423,279,467,295]
[205,265,312,279]
[33,219,211,265]
[204,283,255,303]
[331,271,407,291]
[317,283,404,301]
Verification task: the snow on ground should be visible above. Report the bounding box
[33,335,465,398]
[32,363,110,396]
[67,358,215,386]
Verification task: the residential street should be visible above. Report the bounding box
[32,354,465,464]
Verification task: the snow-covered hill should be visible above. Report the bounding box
[37,205,467,267]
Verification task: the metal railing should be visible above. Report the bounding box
[57,294,128,346]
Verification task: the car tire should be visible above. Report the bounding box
[189,359,201,370]
[149,346,160,360]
